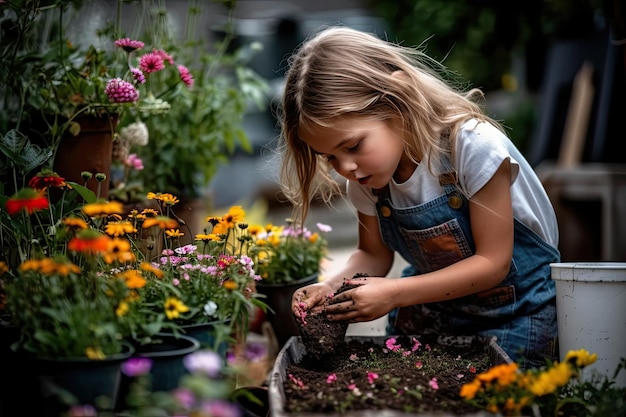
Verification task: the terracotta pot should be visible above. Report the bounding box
[53,114,118,199]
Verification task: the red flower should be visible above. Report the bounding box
[28,171,66,190]
[5,188,49,216]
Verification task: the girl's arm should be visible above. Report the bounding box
[291,208,395,314]
[327,158,515,322]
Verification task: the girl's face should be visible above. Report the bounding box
[300,117,414,188]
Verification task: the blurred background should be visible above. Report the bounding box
[17,0,626,261]
[204,0,626,262]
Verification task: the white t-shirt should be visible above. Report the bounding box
[347,119,559,249]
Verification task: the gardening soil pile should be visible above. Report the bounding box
[283,334,493,415]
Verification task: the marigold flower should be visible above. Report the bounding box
[105,78,139,103]
[116,301,129,317]
[6,188,49,216]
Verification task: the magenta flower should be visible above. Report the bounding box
[385,337,402,352]
[153,48,174,65]
[326,373,337,384]
[114,38,145,52]
[429,377,439,390]
[126,153,144,170]
[105,78,139,103]
[121,357,153,376]
[130,67,146,84]
[201,399,240,417]
[367,371,379,384]
[178,65,194,87]
[139,52,165,73]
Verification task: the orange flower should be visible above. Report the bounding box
[143,216,179,230]
[82,201,124,217]
[5,188,49,216]
[67,230,111,254]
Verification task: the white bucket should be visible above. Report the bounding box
[551,262,626,387]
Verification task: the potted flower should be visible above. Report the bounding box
[248,219,332,347]
[131,197,267,352]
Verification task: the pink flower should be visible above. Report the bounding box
[326,373,337,384]
[105,78,139,103]
[130,67,146,84]
[126,153,144,170]
[178,65,194,87]
[114,38,145,52]
[411,337,422,351]
[139,52,165,73]
[385,337,401,352]
[367,372,378,384]
[415,361,423,369]
[183,350,223,377]
[121,357,152,376]
[153,48,174,65]
[429,377,439,390]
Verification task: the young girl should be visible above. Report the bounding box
[279,26,560,369]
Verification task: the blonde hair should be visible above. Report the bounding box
[277,26,502,222]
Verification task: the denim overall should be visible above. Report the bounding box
[376,153,560,368]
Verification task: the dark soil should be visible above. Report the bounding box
[283,334,496,415]
[295,280,361,360]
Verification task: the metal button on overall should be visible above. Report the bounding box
[448,194,463,209]
[381,206,392,217]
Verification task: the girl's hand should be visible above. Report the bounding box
[325,277,399,322]
[292,282,334,319]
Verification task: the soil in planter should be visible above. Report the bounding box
[295,278,364,361]
[283,334,493,415]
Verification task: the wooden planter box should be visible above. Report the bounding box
[268,335,512,417]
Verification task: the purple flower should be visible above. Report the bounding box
[105,78,139,103]
[114,38,145,52]
[121,357,152,376]
[67,405,97,417]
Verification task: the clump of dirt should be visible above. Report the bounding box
[295,277,364,361]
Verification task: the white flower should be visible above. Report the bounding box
[120,121,149,146]
[203,300,218,317]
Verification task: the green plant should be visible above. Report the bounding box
[135,199,267,343]
[110,0,269,201]
[248,219,331,285]
[460,348,626,416]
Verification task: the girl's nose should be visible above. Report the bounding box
[335,157,357,176]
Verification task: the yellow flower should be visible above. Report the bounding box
[82,200,124,217]
[63,217,88,230]
[118,269,147,289]
[147,192,179,205]
[164,297,189,319]
[105,221,138,236]
[116,301,129,317]
[565,349,598,368]
[85,346,106,360]
[222,205,246,227]
[143,216,179,230]
[166,229,184,238]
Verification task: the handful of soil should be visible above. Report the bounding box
[296,274,366,360]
